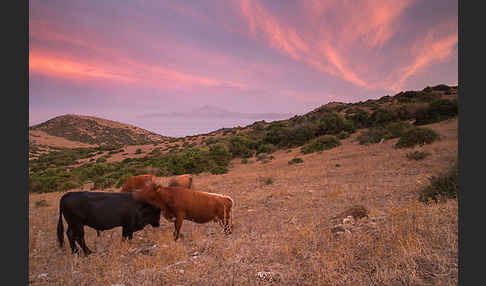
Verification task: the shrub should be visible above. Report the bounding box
[337,131,350,139]
[116,173,133,188]
[301,135,341,154]
[135,148,143,154]
[265,177,274,185]
[346,108,370,129]
[256,143,277,155]
[369,108,398,126]
[357,127,388,145]
[59,181,82,191]
[208,144,232,167]
[92,177,116,190]
[316,112,347,135]
[96,157,107,163]
[395,127,439,148]
[284,125,315,147]
[383,121,413,139]
[406,151,430,161]
[288,157,304,165]
[228,136,256,158]
[419,164,458,203]
[256,154,274,163]
[210,165,228,175]
[414,99,458,125]
[241,158,248,164]
[35,199,48,208]
[431,84,452,91]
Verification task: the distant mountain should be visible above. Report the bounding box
[29,114,169,146]
[139,105,294,119]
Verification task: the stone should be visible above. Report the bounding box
[256,271,281,282]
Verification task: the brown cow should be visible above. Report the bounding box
[134,182,234,241]
[120,174,156,193]
[168,174,193,189]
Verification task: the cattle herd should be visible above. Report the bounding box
[57,174,234,255]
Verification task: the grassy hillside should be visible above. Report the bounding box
[30,114,169,146]
[29,117,458,285]
[28,84,458,194]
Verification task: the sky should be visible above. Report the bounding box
[29,0,458,137]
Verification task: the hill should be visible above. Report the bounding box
[28,116,458,285]
[29,114,170,147]
[28,83,458,285]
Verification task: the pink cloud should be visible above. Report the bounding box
[389,28,458,91]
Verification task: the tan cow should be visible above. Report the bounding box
[134,182,234,241]
[168,174,193,189]
[120,174,156,193]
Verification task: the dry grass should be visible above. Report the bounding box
[29,118,458,285]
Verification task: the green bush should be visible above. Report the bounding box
[116,173,133,188]
[241,158,248,164]
[256,143,277,155]
[59,181,82,191]
[414,99,458,125]
[301,135,341,154]
[369,108,398,126]
[316,112,348,135]
[288,157,304,165]
[431,84,452,91]
[337,131,350,139]
[383,121,413,139]
[357,127,388,145]
[406,151,430,161]
[210,165,228,175]
[346,108,370,129]
[395,127,439,148]
[92,177,116,190]
[419,164,458,203]
[96,157,107,163]
[357,121,413,145]
[228,136,256,158]
[208,144,232,167]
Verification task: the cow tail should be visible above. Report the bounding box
[57,200,64,248]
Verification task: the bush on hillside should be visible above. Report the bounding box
[406,151,430,161]
[345,108,370,129]
[288,157,304,165]
[116,173,133,188]
[395,127,439,148]
[419,163,458,203]
[369,108,399,126]
[414,99,458,125]
[301,135,341,154]
[210,165,228,175]
[208,144,232,167]
[357,127,388,145]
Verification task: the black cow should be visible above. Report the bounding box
[57,191,161,255]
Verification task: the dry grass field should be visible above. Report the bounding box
[29,118,458,285]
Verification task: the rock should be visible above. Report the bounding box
[342,216,355,225]
[37,273,48,279]
[132,244,158,256]
[331,225,346,234]
[256,271,281,282]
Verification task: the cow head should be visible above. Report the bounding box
[139,203,161,228]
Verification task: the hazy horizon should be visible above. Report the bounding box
[29,0,458,135]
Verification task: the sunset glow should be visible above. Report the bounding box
[30,0,457,136]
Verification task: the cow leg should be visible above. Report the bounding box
[122,227,133,241]
[66,226,79,254]
[173,214,184,241]
[73,226,92,255]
